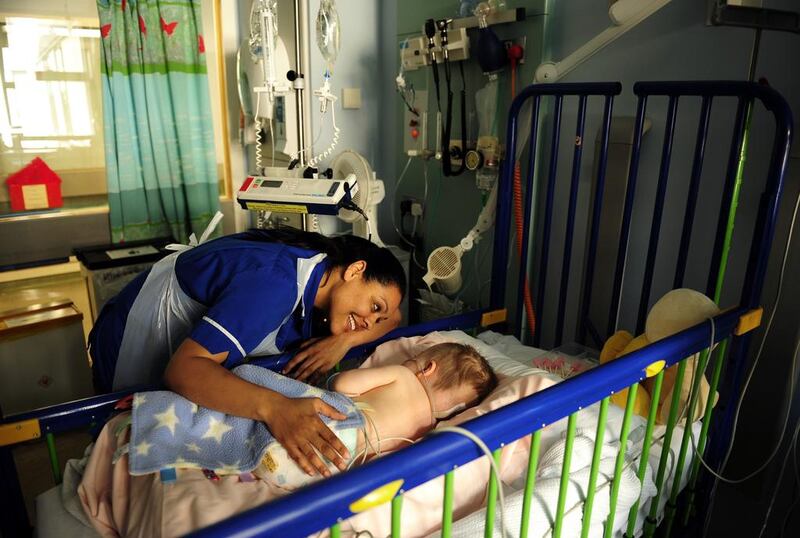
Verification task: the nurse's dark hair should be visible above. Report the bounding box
[241,228,406,299]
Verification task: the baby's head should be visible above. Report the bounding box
[406,342,498,419]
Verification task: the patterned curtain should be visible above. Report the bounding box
[98,0,220,242]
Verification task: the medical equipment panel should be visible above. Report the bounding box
[236,174,358,215]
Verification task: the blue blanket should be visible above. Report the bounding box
[128,364,363,475]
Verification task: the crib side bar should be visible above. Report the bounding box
[0,387,140,441]
[578,95,614,345]
[644,359,688,538]
[604,382,639,537]
[706,97,750,300]
[664,346,714,537]
[554,96,588,347]
[684,337,730,525]
[534,95,564,348]
[636,95,679,334]
[626,370,664,536]
[674,96,713,289]
[484,449,502,538]
[520,430,543,538]
[516,96,542,341]
[442,471,454,537]
[553,413,578,538]
[608,95,648,337]
[580,397,609,538]
[392,494,403,538]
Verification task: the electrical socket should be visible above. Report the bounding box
[401,197,424,218]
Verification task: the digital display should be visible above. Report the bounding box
[262,180,283,188]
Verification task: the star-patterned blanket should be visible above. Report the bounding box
[128,364,364,476]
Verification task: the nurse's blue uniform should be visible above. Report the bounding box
[89,227,329,392]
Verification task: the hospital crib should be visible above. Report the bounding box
[0,80,792,538]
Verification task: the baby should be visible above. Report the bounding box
[256,342,498,489]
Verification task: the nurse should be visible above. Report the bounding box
[88,223,405,476]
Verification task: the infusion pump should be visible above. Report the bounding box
[236,175,359,215]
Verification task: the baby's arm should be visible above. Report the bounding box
[331,365,403,397]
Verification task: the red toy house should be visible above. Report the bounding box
[4,157,63,211]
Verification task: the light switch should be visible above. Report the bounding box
[342,87,362,109]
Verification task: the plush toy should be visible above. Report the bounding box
[599,289,720,424]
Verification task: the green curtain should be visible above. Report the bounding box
[98,0,220,243]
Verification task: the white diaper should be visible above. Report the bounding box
[254,424,362,491]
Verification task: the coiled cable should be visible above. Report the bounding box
[308,104,341,168]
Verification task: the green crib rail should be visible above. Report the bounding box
[520,430,543,538]
[627,371,664,536]
[581,398,609,538]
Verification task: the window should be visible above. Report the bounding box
[0,16,106,199]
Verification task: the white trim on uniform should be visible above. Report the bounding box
[202,316,246,357]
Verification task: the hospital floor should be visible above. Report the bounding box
[12,430,92,525]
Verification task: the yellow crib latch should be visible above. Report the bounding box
[349,479,404,513]
[0,419,41,447]
[645,360,666,378]
[734,307,763,336]
[481,309,507,327]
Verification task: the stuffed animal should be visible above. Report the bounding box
[599,289,719,424]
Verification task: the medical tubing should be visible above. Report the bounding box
[436,426,508,538]
[390,157,426,270]
[759,421,800,537]
[390,157,416,248]
[308,102,341,167]
[291,123,325,163]
[690,326,800,484]
[697,97,755,532]
[705,183,800,489]
[510,59,536,339]
[269,118,275,166]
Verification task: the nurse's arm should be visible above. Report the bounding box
[164,338,351,477]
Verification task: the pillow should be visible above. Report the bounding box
[362,330,559,381]
[436,372,559,484]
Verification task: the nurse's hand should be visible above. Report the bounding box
[263,394,350,476]
[283,333,353,382]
